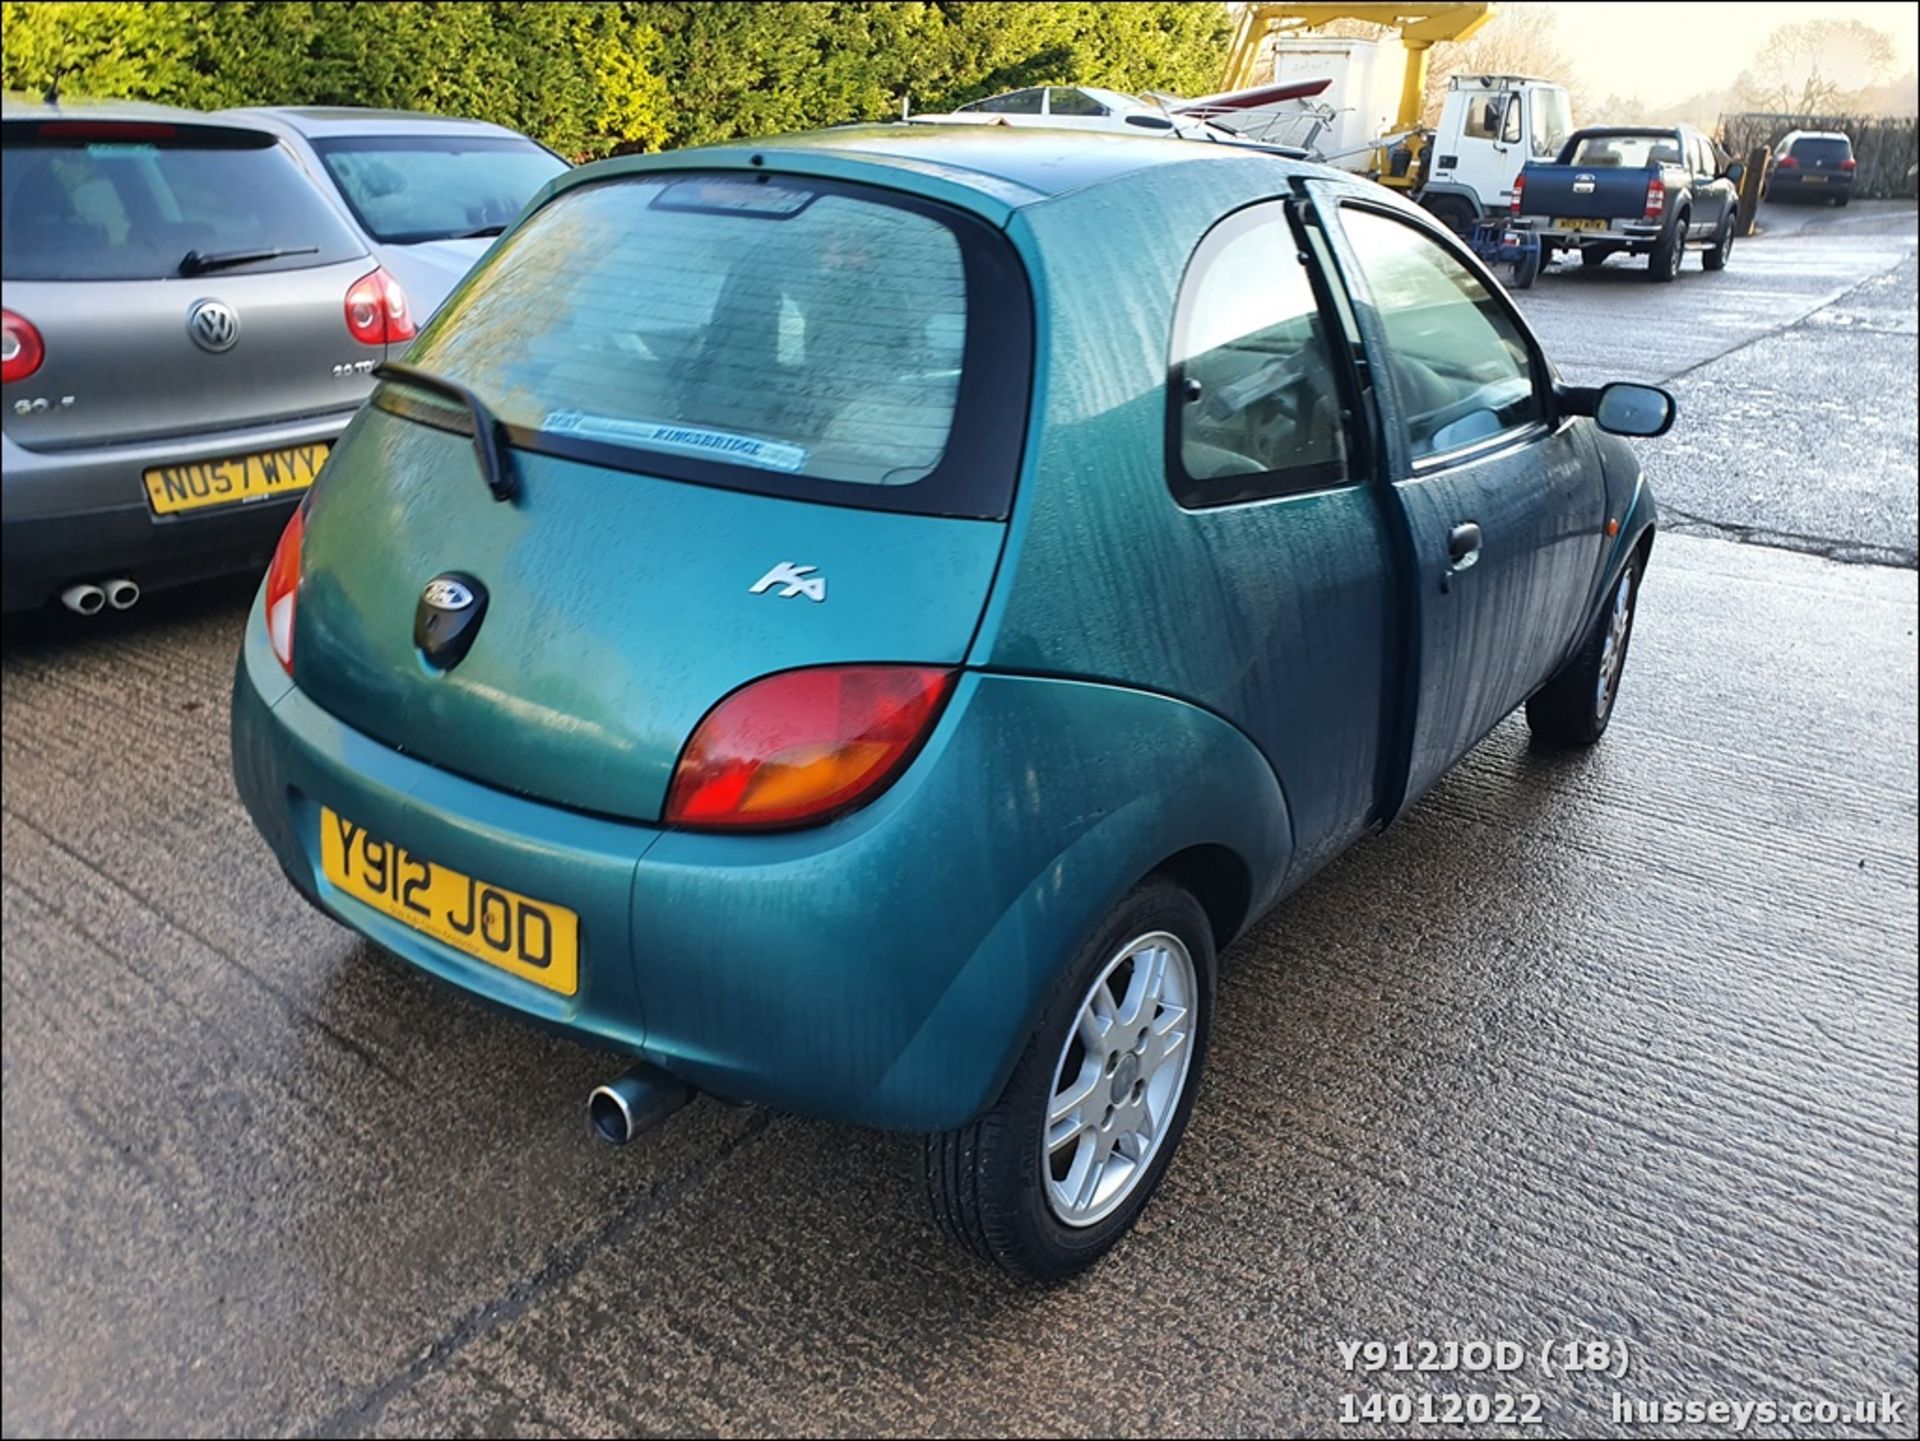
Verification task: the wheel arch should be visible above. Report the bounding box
[864,675,1293,1133]
[1153,842,1256,953]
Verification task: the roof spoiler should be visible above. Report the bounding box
[3,116,276,148]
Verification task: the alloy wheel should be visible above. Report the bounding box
[1595,569,1634,718]
[1042,930,1198,1227]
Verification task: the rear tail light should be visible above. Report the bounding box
[1510,172,1525,216]
[1840,157,1857,171]
[1644,177,1666,219]
[344,267,415,347]
[264,500,306,674]
[665,665,957,830]
[1775,155,1798,169]
[2,309,45,384]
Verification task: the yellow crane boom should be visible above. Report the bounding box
[1223,3,1497,135]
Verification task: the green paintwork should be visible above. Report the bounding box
[294,407,1003,822]
[233,126,1659,1131]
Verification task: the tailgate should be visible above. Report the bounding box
[293,408,1004,823]
[4,263,378,451]
[1521,164,1653,222]
[1,115,378,450]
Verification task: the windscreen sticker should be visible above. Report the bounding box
[543,412,808,473]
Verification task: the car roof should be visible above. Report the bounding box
[575,124,1315,213]
[1,95,226,125]
[1781,129,1850,142]
[217,105,529,139]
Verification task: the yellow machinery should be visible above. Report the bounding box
[1222,3,1498,188]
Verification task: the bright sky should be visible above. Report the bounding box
[1549,1,1919,103]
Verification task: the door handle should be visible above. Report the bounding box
[1447,522,1483,571]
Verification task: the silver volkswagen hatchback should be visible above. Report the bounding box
[1,99,413,615]
[216,107,569,323]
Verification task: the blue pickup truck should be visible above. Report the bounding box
[1512,124,1741,282]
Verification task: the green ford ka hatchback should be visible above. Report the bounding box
[232,125,1673,1281]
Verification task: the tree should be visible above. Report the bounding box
[0,1,200,103]
[1736,19,1897,114]
[1,2,1233,158]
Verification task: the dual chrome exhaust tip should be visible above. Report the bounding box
[60,578,140,615]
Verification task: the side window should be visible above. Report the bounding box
[967,88,1044,115]
[1338,207,1544,462]
[1501,94,1523,145]
[1169,204,1350,507]
[1048,88,1108,117]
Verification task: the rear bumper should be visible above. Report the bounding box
[0,409,354,611]
[1767,171,1853,198]
[1516,218,1663,247]
[230,595,1290,1131]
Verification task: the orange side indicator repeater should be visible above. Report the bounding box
[1605,518,1620,537]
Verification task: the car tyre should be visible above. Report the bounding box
[1648,217,1685,282]
[1527,550,1645,749]
[1509,243,1541,290]
[1423,195,1477,236]
[920,878,1215,1283]
[1702,213,1734,271]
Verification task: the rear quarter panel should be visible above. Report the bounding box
[976,158,1389,891]
[628,670,1291,1130]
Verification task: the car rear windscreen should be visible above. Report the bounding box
[1,123,364,281]
[1787,137,1851,164]
[386,172,1032,518]
[1568,134,1682,168]
[311,134,568,244]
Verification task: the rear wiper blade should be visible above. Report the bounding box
[178,245,318,276]
[373,361,518,503]
[449,224,507,240]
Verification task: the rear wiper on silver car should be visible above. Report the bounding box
[449,224,508,240]
[373,361,519,503]
[178,245,318,276]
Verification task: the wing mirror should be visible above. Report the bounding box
[1557,381,1677,438]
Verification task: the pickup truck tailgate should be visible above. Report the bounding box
[1520,164,1654,222]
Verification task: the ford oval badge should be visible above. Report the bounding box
[415,572,486,670]
[422,577,474,611]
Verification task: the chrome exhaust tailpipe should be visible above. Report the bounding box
[60,583,106,616]
[589,1062,694,1146]
[105,578,141,611]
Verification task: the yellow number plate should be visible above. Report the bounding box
[142,442,330,515]
[1555,217,1609,232]
[320,807,580,995]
